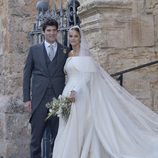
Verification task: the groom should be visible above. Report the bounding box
[23,18,68,158]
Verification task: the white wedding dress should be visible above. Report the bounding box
[52,56,158,158]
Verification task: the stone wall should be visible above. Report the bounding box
[0,0,36,157]
[1,0,36,95]
[78,0,158,111]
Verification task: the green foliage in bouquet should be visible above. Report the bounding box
[46,95,72,122]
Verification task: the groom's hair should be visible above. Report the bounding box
[41,18,58,32]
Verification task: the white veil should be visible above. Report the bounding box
[68,25,158,131]
[67,25,158,157]
[53,26,158,158]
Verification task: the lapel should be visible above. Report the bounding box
[56,42,65,66]
[38,43,49,76]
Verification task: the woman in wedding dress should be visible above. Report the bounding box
[52,25,158,158]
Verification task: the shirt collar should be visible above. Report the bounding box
[44,40,57,48]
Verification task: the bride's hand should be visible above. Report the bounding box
[68,90,76,102]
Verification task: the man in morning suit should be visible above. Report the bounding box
[23,18,68,158]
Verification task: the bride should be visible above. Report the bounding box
[52,25,158,158]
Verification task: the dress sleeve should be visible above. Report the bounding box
[72,72,92,93]
[70,56,97,93]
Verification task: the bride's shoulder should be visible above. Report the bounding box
[68,50,74,57]
[67,51,93,61]
[79,56,94,62]
[72,56,97,72]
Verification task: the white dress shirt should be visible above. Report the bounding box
[44,40,57,58]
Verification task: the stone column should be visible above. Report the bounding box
[0,0,36,157]
[78,0,158,111]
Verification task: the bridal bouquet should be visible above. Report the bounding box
[45,95,72,122]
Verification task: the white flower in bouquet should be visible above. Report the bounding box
[56,106,62,117]
[45,95,72,122]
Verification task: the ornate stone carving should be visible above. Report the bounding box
[145,0,158,9]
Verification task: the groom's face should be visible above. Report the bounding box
[44,25,58,44]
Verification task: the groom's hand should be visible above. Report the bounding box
[68,90,76,102]
[24,101,32,112]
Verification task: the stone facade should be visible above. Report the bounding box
[0,0,158,157]
[78,0,158,111]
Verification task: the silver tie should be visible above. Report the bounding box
[48,45,55,61]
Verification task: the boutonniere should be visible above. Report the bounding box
[63,48,67,54]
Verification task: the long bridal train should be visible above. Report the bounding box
[53,56,158,158]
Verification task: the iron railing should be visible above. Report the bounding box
[111,60,158,86]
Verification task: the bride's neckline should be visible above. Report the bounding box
[71,49,79,56]
[67,56,81,60]
[67,56,91,62]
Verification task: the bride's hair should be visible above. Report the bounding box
[69,27,81,37]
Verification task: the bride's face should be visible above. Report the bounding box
[69,30,81,47]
